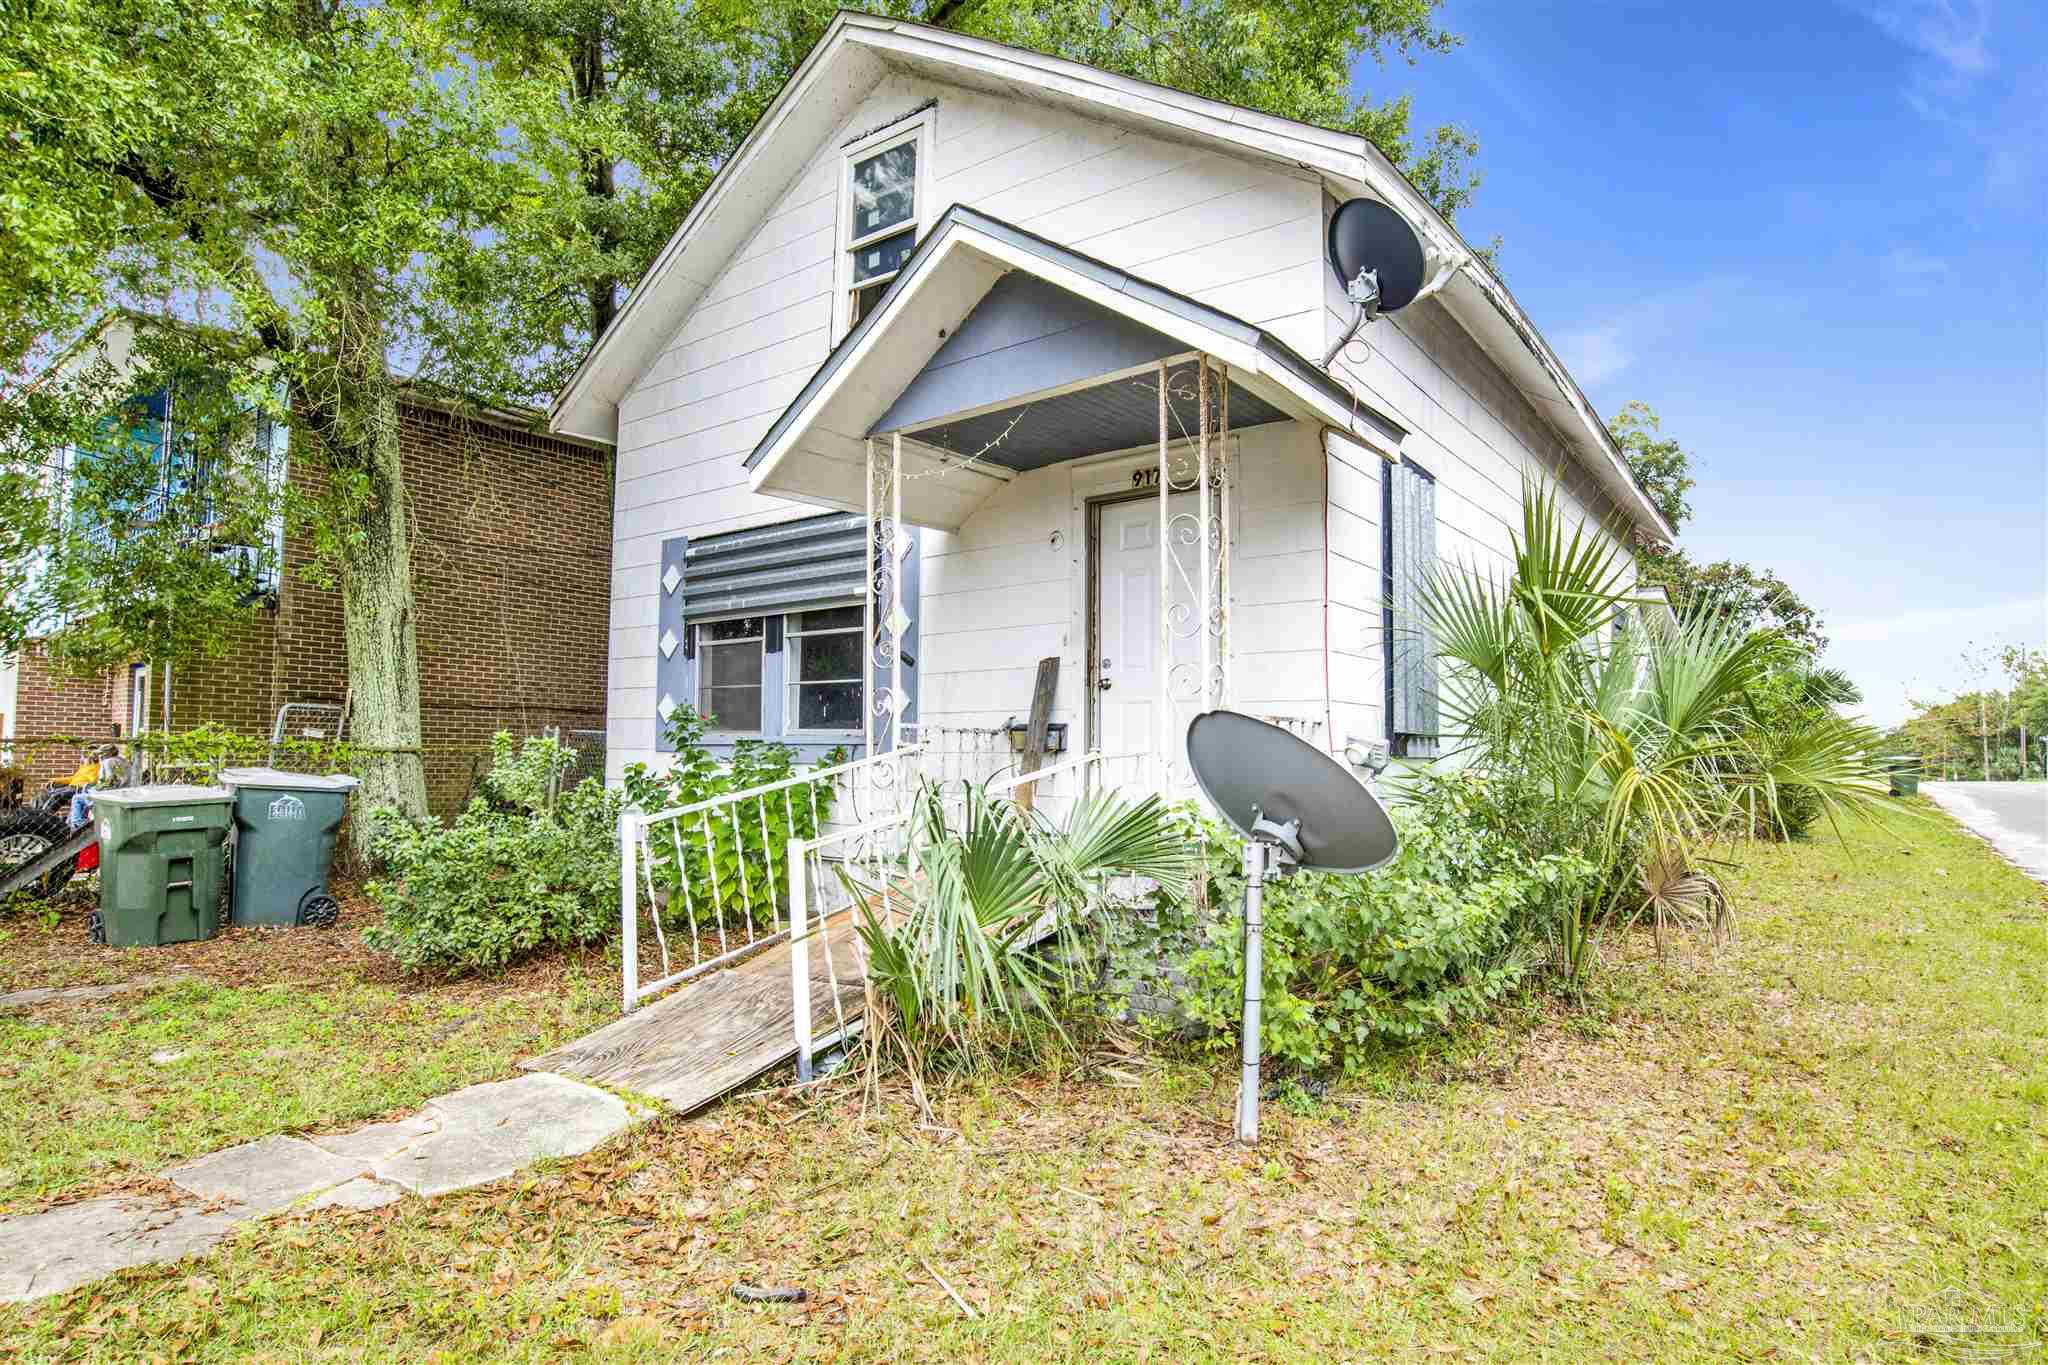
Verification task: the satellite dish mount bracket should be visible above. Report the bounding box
[1247,810,1303,875]
[1321,266,1383,369]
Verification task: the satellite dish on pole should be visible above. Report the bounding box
[1320,198,1427,368]
[1185,710,1398,1144]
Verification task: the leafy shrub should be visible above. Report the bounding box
[1168,771,1592,1073]
[364,733,621,975]
[621,705,844,931]
[137,721,357,785]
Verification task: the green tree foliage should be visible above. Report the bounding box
[4,0,565,851]
[1635,549,1828,654]
[1,325,286,688]
[0,0,285,373]
[1901,645,2048,780]
[1608,400,1695,532]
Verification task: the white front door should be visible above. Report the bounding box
[1093,494,1201,763]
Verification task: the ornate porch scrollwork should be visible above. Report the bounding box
[1155,355,1232,789]
[864,433,909,758]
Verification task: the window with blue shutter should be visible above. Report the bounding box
[1382,459,1439,758]
[654,513,918,757]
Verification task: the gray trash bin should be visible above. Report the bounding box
[220,768,360,927]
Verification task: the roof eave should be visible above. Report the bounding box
[743,206,1405,493]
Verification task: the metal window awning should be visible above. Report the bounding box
[743,205,1406,531]
[681,513,867,621]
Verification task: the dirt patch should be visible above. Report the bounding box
[0,879,612,1003]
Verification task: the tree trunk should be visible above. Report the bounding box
[574,25,621,342]
[328,376,429,859]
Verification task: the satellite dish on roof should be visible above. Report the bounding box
[1185,710,1399,1143]
[1321,198,1427,368]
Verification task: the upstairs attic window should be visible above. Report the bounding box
[843,126,924,332]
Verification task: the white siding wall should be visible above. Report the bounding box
[606,71,1325,775]
[1320,200,1637,755]
[918,420,1324,743]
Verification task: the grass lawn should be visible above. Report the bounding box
[2,801,2043,1361]
[0,885,615,1216]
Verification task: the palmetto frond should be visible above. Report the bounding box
[1798,665,1863,709]
[850,779,1189,1068]
[1641,610,1775,742]
[1637,845,1731,956]
[1729,710,1892,840]
[1419,559,1517,697]
[1511,479,1637,661]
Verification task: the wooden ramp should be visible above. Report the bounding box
[525,915,865,1114]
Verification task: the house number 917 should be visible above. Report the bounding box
[1131,467,1219,490]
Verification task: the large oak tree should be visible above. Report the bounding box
[6,0,1480,859]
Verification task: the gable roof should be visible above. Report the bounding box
[746,204,1403,477]
[743,205,1402,531]
[548,11,1673,541]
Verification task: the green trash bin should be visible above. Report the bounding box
[1885,755,1922,798]
[91,785,234,948]
[221,768,360,927]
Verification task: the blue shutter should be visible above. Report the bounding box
[655,536,690,754]
[1384,461,1439,755]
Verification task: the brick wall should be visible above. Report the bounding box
[8,647,122,786]
[13,399,614,815]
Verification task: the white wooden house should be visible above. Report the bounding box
[549,13,1674,791]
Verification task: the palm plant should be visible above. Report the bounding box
[1418,481,1890,986]
[842,779,1191,1085]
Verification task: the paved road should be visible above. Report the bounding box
[1922,781,2048,883]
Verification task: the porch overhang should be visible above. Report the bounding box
[743,206,1406,532]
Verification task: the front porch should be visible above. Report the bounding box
[744,203,1406,789]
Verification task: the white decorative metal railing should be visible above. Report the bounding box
[615,724,1092,1013]
[782,747,1150,1079]
[618,744,926,1013]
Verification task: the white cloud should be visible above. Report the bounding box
[1553,323,1634,386]
[1826,595,2047,728]
[1830,594,2044,644]
[1882,245,1955,297]
[1883,246,1951,278]
[1855,0,1992,77]
[1550,274,1755,397]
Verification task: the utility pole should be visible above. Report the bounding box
[1980,693,1990,781]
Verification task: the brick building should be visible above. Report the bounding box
[3,384,614,816]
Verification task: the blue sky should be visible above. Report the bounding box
[1355,0,2046,726]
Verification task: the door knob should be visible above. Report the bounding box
[1096,677,1113,692]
